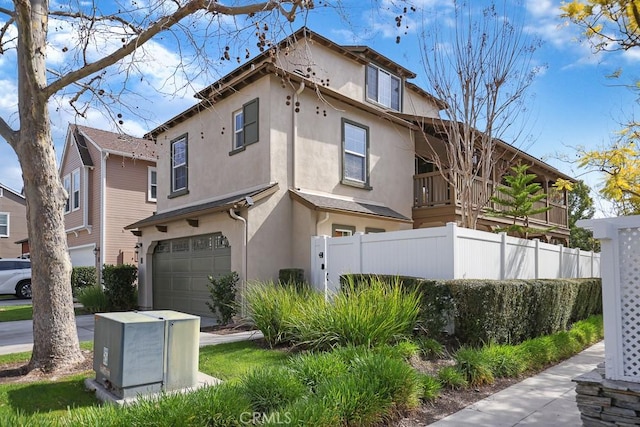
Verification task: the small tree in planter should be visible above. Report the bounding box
[207,272,239,325]
[488,164,552,239]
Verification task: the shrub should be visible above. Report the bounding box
[420,373,442,401]
[454,346,494,387]
[102,264,137,311]
[76,286,109,314]
[480,343,527,378]
[206,271,239,325]
[416,337,446,360]
[287,351,349,392]
[71,266,97,297]
[291,277,421,350]
[268,396,341,427]
[437,366,468,389]
[278,268,306,291]
[245,282,315,347]
[242,367,307,414]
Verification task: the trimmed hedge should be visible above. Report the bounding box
[71,266,97,297]
[102,264,138,311]
[342,275,602,346]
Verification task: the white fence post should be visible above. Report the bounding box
[534,239,540,279]
[447,222,458,279]
[500,232,507,280]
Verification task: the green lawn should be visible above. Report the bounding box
[0,305,88,322]
[0,340,282,423]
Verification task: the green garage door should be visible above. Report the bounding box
[153,233,231,317]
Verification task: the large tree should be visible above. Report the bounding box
[567,180,600,251]
[417,0,541,229]
[0,0,366,373]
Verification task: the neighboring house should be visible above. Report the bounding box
[126,28,572,317]
[0,183,27,258]
[59,124,157,271]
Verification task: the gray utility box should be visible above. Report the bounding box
[93,310,200,399]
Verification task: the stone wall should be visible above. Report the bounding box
[574,363,640,426]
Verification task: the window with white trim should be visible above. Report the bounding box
[366,64,401,111]
[72,169,80,211]
[0,213,8,237]
[148,166,157,202]
[231,98,259,152]
[342,119,370,186]
[63,174,71,213]
[171,135,188,195]
[332,224,355,237]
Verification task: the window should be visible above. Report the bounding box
[342,119,370,187]
[365,227,385,234]
[231,98,259,152]
[171,135,188,196]
[366,64,401,111]
[0,213,7,237]
[72,169,80,211]
[63,174,71,213]
[148,166,157,202]
[332,224,355,237]
[233,110,244,150]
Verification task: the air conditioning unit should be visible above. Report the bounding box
[93,310,200,399]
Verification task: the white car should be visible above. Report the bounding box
[0,258,31,299]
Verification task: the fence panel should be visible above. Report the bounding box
[312,223,600,291]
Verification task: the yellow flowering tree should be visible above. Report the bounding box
[578,129,640,214]
[561,0,640,51]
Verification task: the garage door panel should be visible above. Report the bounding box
[153,233,231,318]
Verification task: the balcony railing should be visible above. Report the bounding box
[413,171,568,228]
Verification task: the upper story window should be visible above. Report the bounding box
[170,134,188,197]
[230,98,259,154]
[148,166,157,202]
[342,119,370,188]
[366,64,401,111]
[63,174,71,213]
[0,213,8,237]
[72,169,80,211]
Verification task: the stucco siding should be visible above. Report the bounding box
[0,190,27,258]
[155,77,272,214]
[288,88,415,219]
[137,212,243,311]
[403,87,441,118]
[104,156,157,266]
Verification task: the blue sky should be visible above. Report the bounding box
[0,0,637,214]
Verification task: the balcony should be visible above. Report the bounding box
[412,171,569,237]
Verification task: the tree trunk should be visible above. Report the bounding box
[13,0,83,372]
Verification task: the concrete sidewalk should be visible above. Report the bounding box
[430,341,604,426]
[0,314,263,355]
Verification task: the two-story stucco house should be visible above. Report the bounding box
[0,183,27,258]
[59,124,157,271]
[126,28,573,317]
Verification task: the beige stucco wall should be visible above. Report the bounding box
[403,87,441,118]
[0,190,27,258]
[154,77,272,214]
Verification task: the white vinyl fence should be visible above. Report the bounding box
[310,222,601,294]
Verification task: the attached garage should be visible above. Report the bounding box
[69,245,96,267]
[152,233,231,318]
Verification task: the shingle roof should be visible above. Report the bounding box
[289,190,412,222]
[125,183,279,230]
[74,124,156,161]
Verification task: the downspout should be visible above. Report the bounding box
[292,82,305,190]
[229,208,247,317]
[316,211,329,236]
[99,152,108,284]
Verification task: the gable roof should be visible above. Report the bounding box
[0,183,25,201]
[146,27,443,138]
[73,127,94,167]
[73,124,156,161]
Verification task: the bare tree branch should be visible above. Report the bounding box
[44,0,305,97]
[0,116,18,147]
[0,7,13,18]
